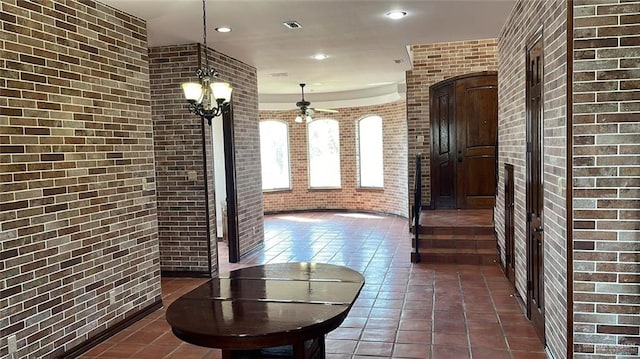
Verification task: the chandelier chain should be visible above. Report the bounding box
[202,0,209,69]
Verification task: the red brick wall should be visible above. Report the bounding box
[260,100,407,217]
[149,43,263,268]
[572,1,640,357]
[406,39,498,209]
[495,1,569,357]
[0,0,160,357]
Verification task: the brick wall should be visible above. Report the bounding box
[406,39,498,209]
[149,44,213,274]
[218,52,263,259]
[572,1,640,357]
[496,1,569,358]
[0,0,161,358]
[260,100,408,217]
[150,43,262,267]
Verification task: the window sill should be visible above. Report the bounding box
[357,187,384,191]
[263,188,292,193]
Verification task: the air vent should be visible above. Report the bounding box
[270,72,289,77]
[283,21,302,29]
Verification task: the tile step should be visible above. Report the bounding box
[418,234,496,240]
[411,248,498,265]
[416,234,497,250]
[418,226,494,236]
[417,240,496,250]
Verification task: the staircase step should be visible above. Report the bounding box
[418,226,494,236]
[418,234,496,241]
[417,234,496,249]
[412,248,498,265]
[412,209,497,264]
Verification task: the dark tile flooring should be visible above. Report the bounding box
[80,212,545,358]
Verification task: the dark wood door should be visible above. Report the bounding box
[430,82,456,208]
[526,34,545,341]
[504,164,515,285]
[222,103,240,263]
[455,75,498,209]
[430,72,497,209]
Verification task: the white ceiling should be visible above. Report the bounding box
[101,0,515,108]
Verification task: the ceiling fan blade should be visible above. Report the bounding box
[313,108,339,113]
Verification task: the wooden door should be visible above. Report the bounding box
[429,72,497,209]
[526,34,545,341]
[222,103,240,263]
[504,164,515,285]
[430,82,456,208]
[455,74,498,209]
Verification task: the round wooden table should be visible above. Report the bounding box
[165,262,365,359]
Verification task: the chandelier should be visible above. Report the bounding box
[181,0,232,125]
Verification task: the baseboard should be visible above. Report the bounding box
[264,208,408,219]
[161,270,211,278]
[61,299,162,358]
[239,241,265,260]
[545,346,554,359]
[513,290,527,316]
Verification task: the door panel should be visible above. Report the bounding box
[526,34,545,342]
[504,164,515,285]
[430,83,456,208]
[465,154,496,198]
[456,76,498,209]
[222,103,240,263]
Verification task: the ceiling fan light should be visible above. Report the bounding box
[305,115,312,123]
[295,115,303,123]
[210,82,233,102]
[182,82,204,103]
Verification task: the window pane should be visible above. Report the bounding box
[259,120,291,190]
[308,119,341,188]
[359,116,383,187]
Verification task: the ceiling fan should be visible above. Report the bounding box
[295,83,338,123]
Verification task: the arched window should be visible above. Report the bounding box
[358,115,383,188]
[307,119,341,188]
[259,120,291,191]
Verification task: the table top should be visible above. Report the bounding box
[166,262,365,350]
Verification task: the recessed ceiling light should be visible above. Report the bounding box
[283,21,302,29]
[312,54,328,60]
[386,10,408,20]
[215,26,232,33]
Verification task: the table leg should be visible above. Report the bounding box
[222,337,326,359]
[292,336,325,359]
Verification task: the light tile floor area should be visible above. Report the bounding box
[80,212,545,359]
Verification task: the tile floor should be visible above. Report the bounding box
[79,212,545,359]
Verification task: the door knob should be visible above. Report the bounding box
[533,226,543,233]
